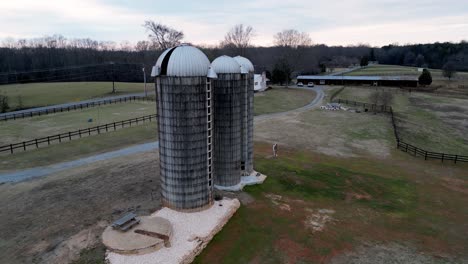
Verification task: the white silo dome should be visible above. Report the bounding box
[234,56,254,73]
[155,44,211,77]
[211,55,242,74]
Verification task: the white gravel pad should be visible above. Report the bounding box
[106,198,240,264]
[215,171,267,191]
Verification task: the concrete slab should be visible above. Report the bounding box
[103,216,172,255]
[106,198,240,264]
[215,170,267,191]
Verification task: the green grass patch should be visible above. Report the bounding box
[252,154,416,213]
[0,123,157,171]
[254,88,316,115]
[0,82,145,109]
[0,101,156,145]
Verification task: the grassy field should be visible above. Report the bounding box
[0,123,157,171]
[345,64,431,77]
[254,87,316,115]
[0,101,156,145]
[336,86,468,155]
[0,82,146,109]
[344,64,468,97]
[194,143,468,263]
[0,87,318,171]
[2,87,468,263]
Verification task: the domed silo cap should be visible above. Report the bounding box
[211,55,242,74]
[233,56,254,73]
[154,44,211,77]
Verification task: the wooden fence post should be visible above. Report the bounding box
[23,142,26,151]
[35,139,38,148]
[10,144,13,154]
[424,151,428,160]
[454,155,458,164]
[68,132,71,140]
[441,153,444,162]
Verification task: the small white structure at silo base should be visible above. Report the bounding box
[106,198,240,264]
[214,171,267,192]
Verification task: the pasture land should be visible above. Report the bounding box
[337,86,468,155]
[0,123,157,171]
[254,87,316,115]
[2,141,466,263]
[0,101,156,145]
[1,85,467,263]
[1,87,315,171]
[0,82,146,109]
[255,106,394,159]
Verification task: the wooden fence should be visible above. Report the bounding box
[0,114,157,154]
[334,98,468,163]
[1,95,155,121]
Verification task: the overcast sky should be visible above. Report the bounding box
[1,0,467,47]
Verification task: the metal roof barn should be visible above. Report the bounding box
[211,56,243,187]
[154,44,214,211]
[234,56,255,174]
[296,75,418,87]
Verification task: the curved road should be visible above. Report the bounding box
[0,87,324,183]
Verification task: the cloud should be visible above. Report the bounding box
[0,0,467,46]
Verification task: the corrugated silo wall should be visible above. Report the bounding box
[213,73,242,186]
[240,74,248,175]
[246,73,255,173]
[157,76,212,211]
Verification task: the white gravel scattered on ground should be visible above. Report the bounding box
[106,198,240,264]
[304,208,335,232]
[214,171,267,191]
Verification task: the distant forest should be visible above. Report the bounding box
[0,35,467,84]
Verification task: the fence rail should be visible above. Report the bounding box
[0,114,157,154]
[1,95,155,121]
[334,98,468,163]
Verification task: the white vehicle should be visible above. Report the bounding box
[307,82,314,87]
[297,82,304,87]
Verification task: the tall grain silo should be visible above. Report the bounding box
[211,56,243,187]
[233,56,255,175]
[153,44,217,211]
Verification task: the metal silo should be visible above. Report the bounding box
[153,44,217,211]
[211,56,243,187]
[234,56,255,175]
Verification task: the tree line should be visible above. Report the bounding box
[0,22,466,85]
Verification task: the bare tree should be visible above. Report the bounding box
[273,29,312,48]
[442,62,456,80]
[369,90,393,107]
[143,21,184,50]
[221,24,254,55]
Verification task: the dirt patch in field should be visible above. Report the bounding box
[330,243,458,264]
[304,208,335,232]
[441,177,468,195]
[0,150,161,264]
